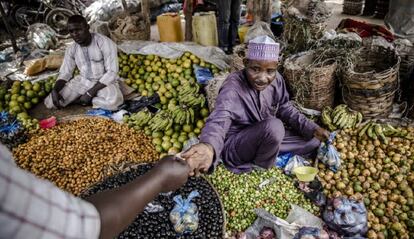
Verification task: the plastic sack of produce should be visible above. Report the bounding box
[284,155,310,175]
[293,227,329,239]
[26,24,58,50]
[322,197,368,237]
[193,65,214,84]
[169,190,200,235]
[245,206,324,239]
[316,132,341,172]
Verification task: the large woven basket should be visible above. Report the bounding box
[108,12,150,43]
[342,0,364,15]
[284,50,337,111]
[283,16,327,54]
[342,47,400,119]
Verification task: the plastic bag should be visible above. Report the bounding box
[322,197,368,237]
[193,65,214,84]
[26,24,58,50]
[169,190,200,235]
[296,179,326,207]
[86,108,114,118]
[316,132,341,172]
[284,155,310,175]
[275,152,293,168]
[245,206,324,239]
[144,202,164,213]
[293,227,329,239]
[119,94,160,113]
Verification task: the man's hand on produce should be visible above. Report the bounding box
[314,127,330,142]
[181,143,214,177]
[51,89,63,109]
[79,93,93,106]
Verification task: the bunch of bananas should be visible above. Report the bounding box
[178,82,206,107]
[321,104,363,131]
[171,106,195,125]
[124,110,153,130]
[358,122,411,143]
[148,110,173,132]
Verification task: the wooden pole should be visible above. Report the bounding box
[0,2,19,53]
[185,0,193,41]
[253,0,272,23]
[141,0,150,40]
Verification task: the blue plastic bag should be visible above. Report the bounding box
[316,132,341,172]
[169,190,200,235]
[86,108,113,118]
[322,197,368,237]
[193,65,214,84]
[275,152,293,168]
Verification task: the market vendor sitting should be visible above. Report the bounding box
[182,35,330,175]
[44,15,123,111]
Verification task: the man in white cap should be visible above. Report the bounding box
[182,35,329,174]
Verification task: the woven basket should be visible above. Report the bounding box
[231,44,247,72]
[343,47,400,118]
[284,50,337,111]
[108,12,150,43]
[283,16,327,54]
[342,0,364,15]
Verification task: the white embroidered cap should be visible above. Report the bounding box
[247,35,280,61]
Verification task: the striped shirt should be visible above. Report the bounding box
[0,144,101,239]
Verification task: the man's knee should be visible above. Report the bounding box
[260,118,285,144]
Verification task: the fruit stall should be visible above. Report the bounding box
[1,2,414,239]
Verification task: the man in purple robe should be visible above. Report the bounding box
[182,36,330,175]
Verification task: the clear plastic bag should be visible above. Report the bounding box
[293,227,329,239]
[322,197,368,237]
[169,190,200,235]
[144,202,164,213]
[284,155,310,175]
[316,132,341,172]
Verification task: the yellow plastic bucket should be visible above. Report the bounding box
[293,166,319,182]
[157,13,184,42]
[238,25,250,43]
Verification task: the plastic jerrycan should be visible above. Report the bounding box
[192,11,218,46]
[157,13,184,42]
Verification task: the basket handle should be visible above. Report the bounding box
[121,0,130,15]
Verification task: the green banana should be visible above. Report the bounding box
[358,121,372,138]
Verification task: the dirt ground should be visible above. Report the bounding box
[29,0,387,120]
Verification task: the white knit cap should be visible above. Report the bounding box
[247,35,280,61]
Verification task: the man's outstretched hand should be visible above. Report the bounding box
[152,156,191,192]
[181,143,214,177]
[314,127,330,142]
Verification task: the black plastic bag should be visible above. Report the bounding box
[120,94,160,113]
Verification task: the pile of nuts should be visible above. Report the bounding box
[13,118,158,195]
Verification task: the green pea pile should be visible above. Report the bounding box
[207,166,319,233]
